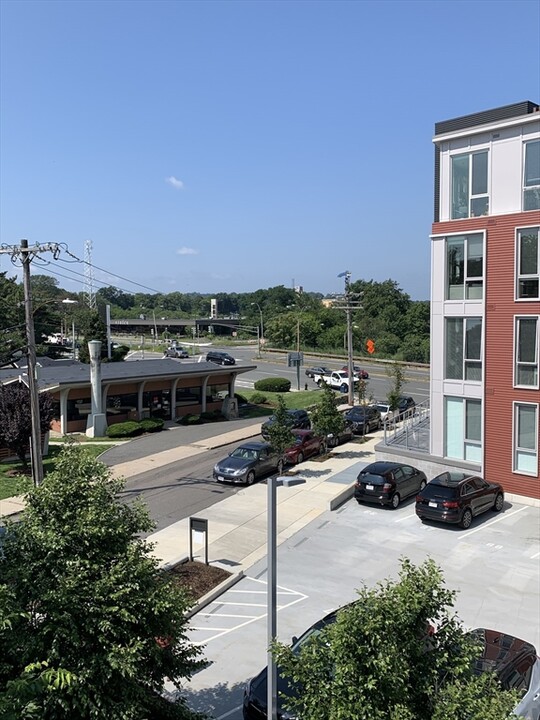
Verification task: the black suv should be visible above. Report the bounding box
[415,472,504,528]
[206,351,235,366]
[343,405,382,434]
[261,409,311,440]
[355,461,427,509]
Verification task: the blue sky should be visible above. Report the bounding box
[1,0,538,301]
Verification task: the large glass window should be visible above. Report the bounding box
[514,403,538,474]
[451,151,489,219]
[517,227,539,300]
[445,397,482,462]
[445,318,482,381]
[515,317,539,387]
[523,140,540,211]
[446,234,484,300]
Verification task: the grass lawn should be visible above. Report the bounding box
[0,443,114,501]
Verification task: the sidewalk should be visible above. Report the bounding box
[0,423,380,579]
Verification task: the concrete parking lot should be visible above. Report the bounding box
[179,495,540,720]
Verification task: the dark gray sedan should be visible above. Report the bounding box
[213,442,284,485]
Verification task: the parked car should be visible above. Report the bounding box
[374,402,397,423]
[325,418,355,448]
[164,346,189,358]
[397,395,416,418]
[343,405,382,434]
[305,365,332,379]
[341,364,369,379]
[206,350,236,365]
[213,442,284,485]
[284,429,326,465]
[471,628,540,720]
[355,461,427,509]
[243,606,344,720]
[415,472,504,528]
[261,409,311,440]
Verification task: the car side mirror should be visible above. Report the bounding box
[292,635,298,645]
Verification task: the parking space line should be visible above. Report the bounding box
[197,613,260,619]
[531,551,540,560]
[394,513,416,523]
[459,506,528,539]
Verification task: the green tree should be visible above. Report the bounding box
[273,559,519,720]
[0,445,205,720]
[265,395,295,455]
[311,384,344,445]
[77,310,109,363]
[387,363,407,411]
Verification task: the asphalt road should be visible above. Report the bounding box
[113,439,260,534]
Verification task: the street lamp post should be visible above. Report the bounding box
[250,303,264,357]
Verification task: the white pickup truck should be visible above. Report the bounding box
[312,370,358,393]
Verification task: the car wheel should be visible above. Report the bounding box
[391,493,400,509]
[419,479,426,491]
[493,493,504,512]
[317,379,324,388]
[460,508,473,529]
[296,452,304,465]
[246,471,255,485]
[277,460,284,475]
[340,384,348,393]
[377,420,382,430]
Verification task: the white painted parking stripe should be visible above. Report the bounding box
[394,513,416,523]
[531,551,540,560]
[188,576,309,645]
[459,506,528,539]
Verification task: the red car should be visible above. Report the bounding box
[284,429,326,465]
[341,364,369,379]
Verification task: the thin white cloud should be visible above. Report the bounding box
[177,246,198,256]
[166,176,184,190]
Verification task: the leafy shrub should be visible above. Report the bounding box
[178,414,201,425]
[106,421,144,438]
[254,377,291,393]
[200,410,222,422]
[139,418,164,433]
[249,391,268,405]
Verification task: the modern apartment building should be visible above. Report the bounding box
[430,101,540,502]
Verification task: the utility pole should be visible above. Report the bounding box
[0,240,61,486]
[336,271,362,407]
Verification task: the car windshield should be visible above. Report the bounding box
[230,448,258,460]
[376,405,389,412]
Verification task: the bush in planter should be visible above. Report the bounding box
[200,410,222,422]
[254,377,291,393]
[178,414,201,425]
[106,421,144,438]
[249,391,268,405]
[139,418,164,433]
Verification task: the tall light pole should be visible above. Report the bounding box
[251,302,264,356]
[62,299,78,359]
